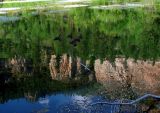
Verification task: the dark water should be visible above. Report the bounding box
[0,93,104,113]
[0,92,138,113]
[0,1,160,113]
[0,76,137,113]
[0,93,92,113]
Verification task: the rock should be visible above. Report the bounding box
[149,109,160,113]
[94,58,160,94]
[8,56,27,75]
[59,54,71,80]
[49,54,86,81]
[49,55,58,80]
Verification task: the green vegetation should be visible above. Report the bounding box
[0,1,160,112]
[0,1,50,8]
[0,5,160,63]
[91,0,160,5]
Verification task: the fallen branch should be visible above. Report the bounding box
[80,63,91,71]
[90,94,160,106]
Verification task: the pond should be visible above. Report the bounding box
[0,92,138,113]
[0,75,137,113]
[0,79,137,113]
[0,0,160,113]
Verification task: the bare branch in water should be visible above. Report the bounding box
[90,94,160,106]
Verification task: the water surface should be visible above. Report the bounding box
[0,1,160,113]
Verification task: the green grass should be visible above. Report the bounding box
[91,0,160,5]
[1,0,159,9]
[0,0,88,9]
[0,1,51,8]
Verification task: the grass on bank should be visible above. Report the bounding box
[0,0,89,9]
[0,1,55,8]
[0,0,159,9]
[92,0,159,5]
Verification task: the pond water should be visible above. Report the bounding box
[0,73,138,113]
[0,90,137,113]
[0,0,160,113]
[0,6,160,61]
[0,75,138,113]
[0,93,100,113]
[0,93,109,113]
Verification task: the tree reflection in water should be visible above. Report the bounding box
[0,3,160,113]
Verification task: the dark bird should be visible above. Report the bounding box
[70,37,81,47]
[54,35,61,41]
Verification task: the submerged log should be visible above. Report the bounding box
[90,94,160,106]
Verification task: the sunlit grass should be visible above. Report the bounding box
[1,1,49,8]
[0,0,56,8]
[0,0,89,9]
[91,0,160,5]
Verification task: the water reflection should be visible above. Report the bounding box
[0,74,140,113]
[0,6,160,62]
[0,92,138,113]
[0,93,82,113]
[0,6,159,82]
[0,2,160,113]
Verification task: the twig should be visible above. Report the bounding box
[80,63,91,71]
[90,94,160,106]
